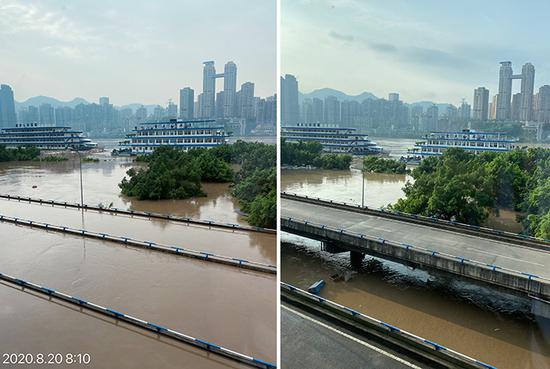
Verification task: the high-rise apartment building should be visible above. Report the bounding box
[39,103,55,125]
[179,87,194,119]
[520,63,535,121]
[223,62,237,118]
[496,61,513,120]
[201,61,216,118]
[0,84,17,128]
[99,97,110,106]
[323,95,340,124]
[281,74,299,125]
[472,87,489,121]
[239,82,255,119]
[537,85,550,123]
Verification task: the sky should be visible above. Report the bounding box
[282,0,550,105]
[0,0,276,105]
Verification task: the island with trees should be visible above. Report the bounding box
[391,147,550,239]
[119,141,276,228]
[363,156,408,174]
[281,139,352,170]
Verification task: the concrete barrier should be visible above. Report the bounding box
[281,192,550,251]
[281,283,496,369]
[0,271,276,369]
[0,214,276,275]
[281,217,550,300]
[0,194,276,235]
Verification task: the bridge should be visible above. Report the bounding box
[281,194,550,310]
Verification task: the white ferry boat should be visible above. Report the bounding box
[281,124,383,155]
[409,129,518,158]
[119,118,227,155]
[0,124,97,150]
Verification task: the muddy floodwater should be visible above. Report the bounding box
[281,237,550,369]
[0,155,276,367]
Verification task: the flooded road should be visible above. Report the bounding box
[0,154,276,367]
[0,222,276,364]
[281,237,550,369]
[0,199,275,264]
[0,158,248,225]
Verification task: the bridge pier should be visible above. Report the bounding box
[350,251,365,268]
[532,296,550,321]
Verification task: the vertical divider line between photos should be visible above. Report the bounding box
[276,0,282,366]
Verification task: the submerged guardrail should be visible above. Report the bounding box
[0,214,276,275]
[281,192,550,250]
[0,272,276,369]
[282,216,550,299]
[281,282,496,369]
[0,194,275,234]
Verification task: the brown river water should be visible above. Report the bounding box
[0,156,276,367]
[282,137,550,369]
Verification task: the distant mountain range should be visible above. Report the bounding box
[299,88,452,111]
[15,96,160,114]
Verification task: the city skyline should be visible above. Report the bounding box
[1,0,276,105]
[282,0,550,103]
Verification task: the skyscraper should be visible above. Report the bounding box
[239,82,255,119]
[511,93,522,121]
[223,61,237,118]
[201,61,216,118]
[39,103,55,125]
[537,85,550,123]
[472,87,489,121]
[281,74,299,125]
[0,84,17,128]
[323,95,340,124]
[99,97,110,106]
[520,62,535,121]
[496,61,513,120]
[166,101,178,118]
[179,87,194,119]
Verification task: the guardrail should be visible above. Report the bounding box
[0,271,275,369]
[281,282,496,369]
[0,194,275,235]
[281,192,550,251]
[282,217,550,299]
[0,214,276,275]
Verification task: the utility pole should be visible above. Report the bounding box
[361,170,365,208]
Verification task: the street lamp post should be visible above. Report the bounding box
[78,150,84,207]
[361,169,365,208]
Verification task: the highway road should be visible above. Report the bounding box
[282,198,550,279]
[281,304,432,369]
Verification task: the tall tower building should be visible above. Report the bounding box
[323,95,340,124]
[201,61,216,118]
[179,87,194,119]
[537,85,550,123]
[223,61,237,117]
[496,61,513,120]
[239,82,255,119]
[511,93,522,121]
[472,87,489,121]
[520,62,535,121]
[0,84,17,128]
[39,103,55,126]
[99,97,110,106]
[281,74,299,125]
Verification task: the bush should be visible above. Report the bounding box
[363,157,407,174]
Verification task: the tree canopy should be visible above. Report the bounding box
[281,139,352,169]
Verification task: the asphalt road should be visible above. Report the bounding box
[281,304,431,369]
[282,199,550,279]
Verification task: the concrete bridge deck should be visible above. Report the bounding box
[282,197,550,302]
[282,198,550,280]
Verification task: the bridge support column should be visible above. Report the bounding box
[532,297,550,321]
[350,251,365,268]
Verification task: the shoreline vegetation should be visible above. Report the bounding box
[281,139,352,170]
[0,146,68,162]
[390,147,550,239]
[119,141,276,228]
[363,156,408,174]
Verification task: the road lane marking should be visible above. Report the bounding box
[466,247,545,267]
[282,305,422,369]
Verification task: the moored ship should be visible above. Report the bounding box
[281,123,383,155]
[0,124,97,150]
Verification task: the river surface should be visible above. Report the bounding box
[0,153,276,367]
[281,137,550,369]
